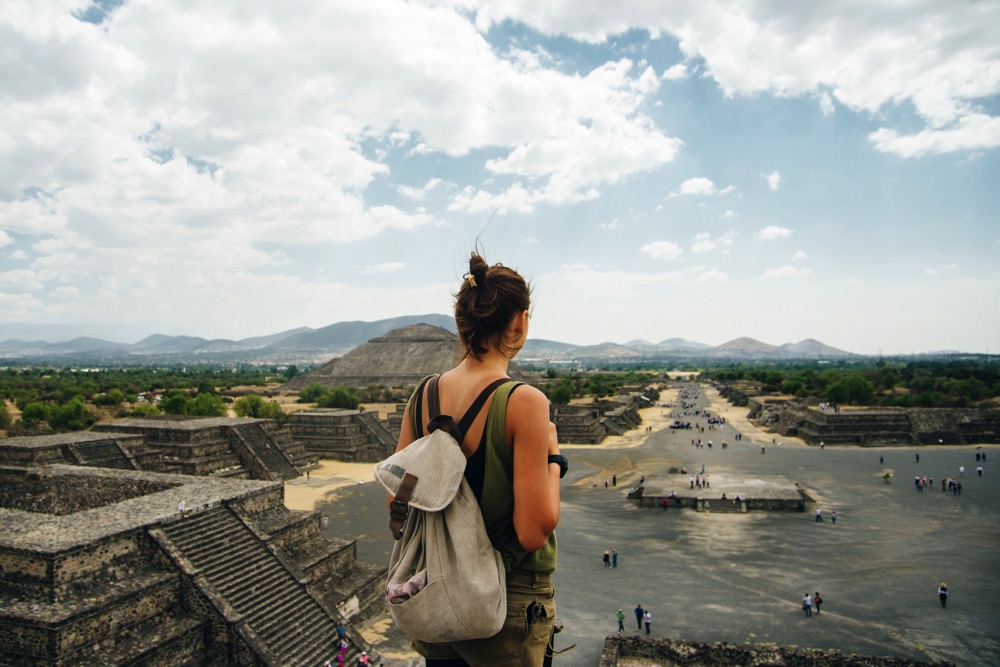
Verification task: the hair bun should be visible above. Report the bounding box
[469,254,488,283]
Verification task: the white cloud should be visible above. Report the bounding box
[397,178,444,201]
[869,114,1000,158]
[923,264,959,276]
[599,218,623,230]
[364,262,406,274]
[792,250,808,261]
[662,63,687,80]
[718,185,736,196]
[679,177,716,195]
[691,232,715,253]
[0,231,12,247]
[693,268,728,283]
[721,209,737,218]
[818,91,835,116]
[760,265,810,280]
[9,249,28,260]
[763,170,782,191]
[758,225,793,240]
[641,241,683,260]
[0,269,44,291]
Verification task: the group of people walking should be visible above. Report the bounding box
[617,604,653,635]
[801,592,823,617]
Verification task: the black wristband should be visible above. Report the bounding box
[548,454,568,478]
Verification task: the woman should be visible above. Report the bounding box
[394,252,563,666]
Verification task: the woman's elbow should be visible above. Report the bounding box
[517,516,558,552]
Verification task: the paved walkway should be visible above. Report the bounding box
[322,384,1000,666]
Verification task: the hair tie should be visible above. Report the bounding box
[465,273,477,288]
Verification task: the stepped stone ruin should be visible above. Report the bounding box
[90,416,317,481]
[0,464,384,666]
[550,390,654,445]
[288,408,398,463]
[1,417,317,482]
[718,384,1000,446]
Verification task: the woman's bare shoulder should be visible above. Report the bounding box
[507,382,549,413]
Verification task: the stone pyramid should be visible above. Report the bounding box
[283,323,526,390]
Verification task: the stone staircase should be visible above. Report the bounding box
[67,438,136,470]
[232,422,299,481]
[160,505,341,666]
[551,405,608,444]
[288,409,396,462]
[357,410,396,450]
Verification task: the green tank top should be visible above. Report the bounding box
[406,377,557,574]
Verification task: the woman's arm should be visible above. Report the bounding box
[508,385,561,552]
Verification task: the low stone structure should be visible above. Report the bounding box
[0,432,154,471]
[632,472,807,512]
[0,464,384,666]
[87,416,317,481]
[599,635,955,667]
[717,384,1000,447]
[287,409,396,462]
[551,404,607,444]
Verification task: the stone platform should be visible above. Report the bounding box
[634,470,807,511]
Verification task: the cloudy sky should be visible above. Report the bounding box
[2,0,998,355]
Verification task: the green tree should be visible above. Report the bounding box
[0,403,9,430]
[780,380,804,396]
[49,396,97,431]
[187,393,227,417]
[298,384,328,403]
[545,368,558,379]
[285,365,299,380]
[21,402,50,427]
[316,387,360,410]
[94,388,127,407]
[162,394,190,415]
[549,381,573,405]
[234,395,285,419]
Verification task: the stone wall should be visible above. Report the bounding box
[599,635,955,667]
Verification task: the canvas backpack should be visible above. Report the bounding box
[373,375,512,643]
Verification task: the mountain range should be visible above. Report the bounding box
[0,315,856,364]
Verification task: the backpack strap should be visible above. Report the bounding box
[425,375,510,444]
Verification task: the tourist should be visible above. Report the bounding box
[357,650,369,665]
[603,550,611,568]
[977,465,983,477]
[813,592,823,614]
[815,508,823,522]
[831,511,837,525]
[916,453,920,463]
[617,608,625,632]
[392,251,561,665]
[938,583,949,608]
[644,609,652,635]
[612,550,618,568]
[960,465,966,477]
[802,593,813,617]
[634,604,644,630]
[612,474,617,486]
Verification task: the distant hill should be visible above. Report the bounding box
[0,315,855,364]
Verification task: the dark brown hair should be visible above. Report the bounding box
[454,252,531,361]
